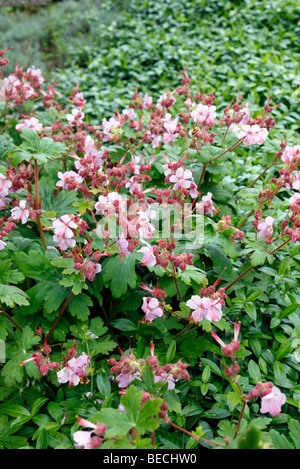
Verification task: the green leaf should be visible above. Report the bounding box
[166,340,176,363]
[251,250,267,267]
[47,402,64,423]
[95,409,132,438]
[245,303,257,321]
[288,418,300,449]
[238,426,263,449]
[36,429,49,449]
[19,127,66,164]
[164,391,181,414]
[31,398,49,417]
[0,403,31,419]
[274,361,287,387]
[201,358,222,377]
[68,293,93,321]
[202,365,211,383]
[102,255,137,298]
[121,385,142,424]
[248,360,261,383]
[202,243,232,273]
[270,429,294,449]
[96,373,111,398]
[0,284,29,307]
[276,338,294,360]
[246,290,264,302]
[136,398,161,434]
[47,431,72,449]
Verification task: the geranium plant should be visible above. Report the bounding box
[0,46,299,450]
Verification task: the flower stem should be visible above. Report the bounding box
[234,399,247,439]
[235,165,273,204]
[175,322,194,338]
[0,309,23,332]
[224,265,254,292]
[46,292,74,342]
[238,208,255,230]
[224,237,292,292]
[34,159,48,251]
[211,138,243,163]
[172,273,183,303]
[167,419,225,447]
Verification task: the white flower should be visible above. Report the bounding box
[16,117,43,132]
[169,167,193,190]
[141,297,163,322]
[11,199,30,224]
[66,108,84,126]
[191,104,216,126]
[186,295,222,322]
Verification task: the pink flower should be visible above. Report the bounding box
[141,297,163,322]
[117,234,130,256]
[74,143,104,176]
[95,192,125,216]
[116,371,141,388]
[122,108,136,119]
[72,418,106,449]
[291,173,300,190]
[289,193,300,206]
[196,192,215,216]
[281,145,300,164]
[57,352,90,387]
[260,386,286,417]
[66,109,85,126]
[125,176,142,195]
[102,117,121,141]
[56,171,83,190]
[137,243,157,267]
[189,181,198,199]
[157,92,176,109]
[151,134,162,148]
[0,173,12,198]
[257,216,274,238]
[186,295,222,322]
[211,321,241,356]
[11,199,30,224]
[169,167,193,190]
[73,431,94,449]
[163,118,180,144]
[72,91,86,108]
[142,93,153,109]
[154,372,176,390]
[52,214,78,251]
[16,117,43,132]
[238,104,250,125]
[191,104,217,126]
[202,192,215,216]
[231,124,268,145]
[3,75,20,92]
[26,66,45,85]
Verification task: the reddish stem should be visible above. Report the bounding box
[46,292,74,342]
[167,419,225,447]
[34,159,48,251]
[0,309,23,332]
[234,399,247,439]
[224,237,292,292]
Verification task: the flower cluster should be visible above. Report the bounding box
[248,382,286,417]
